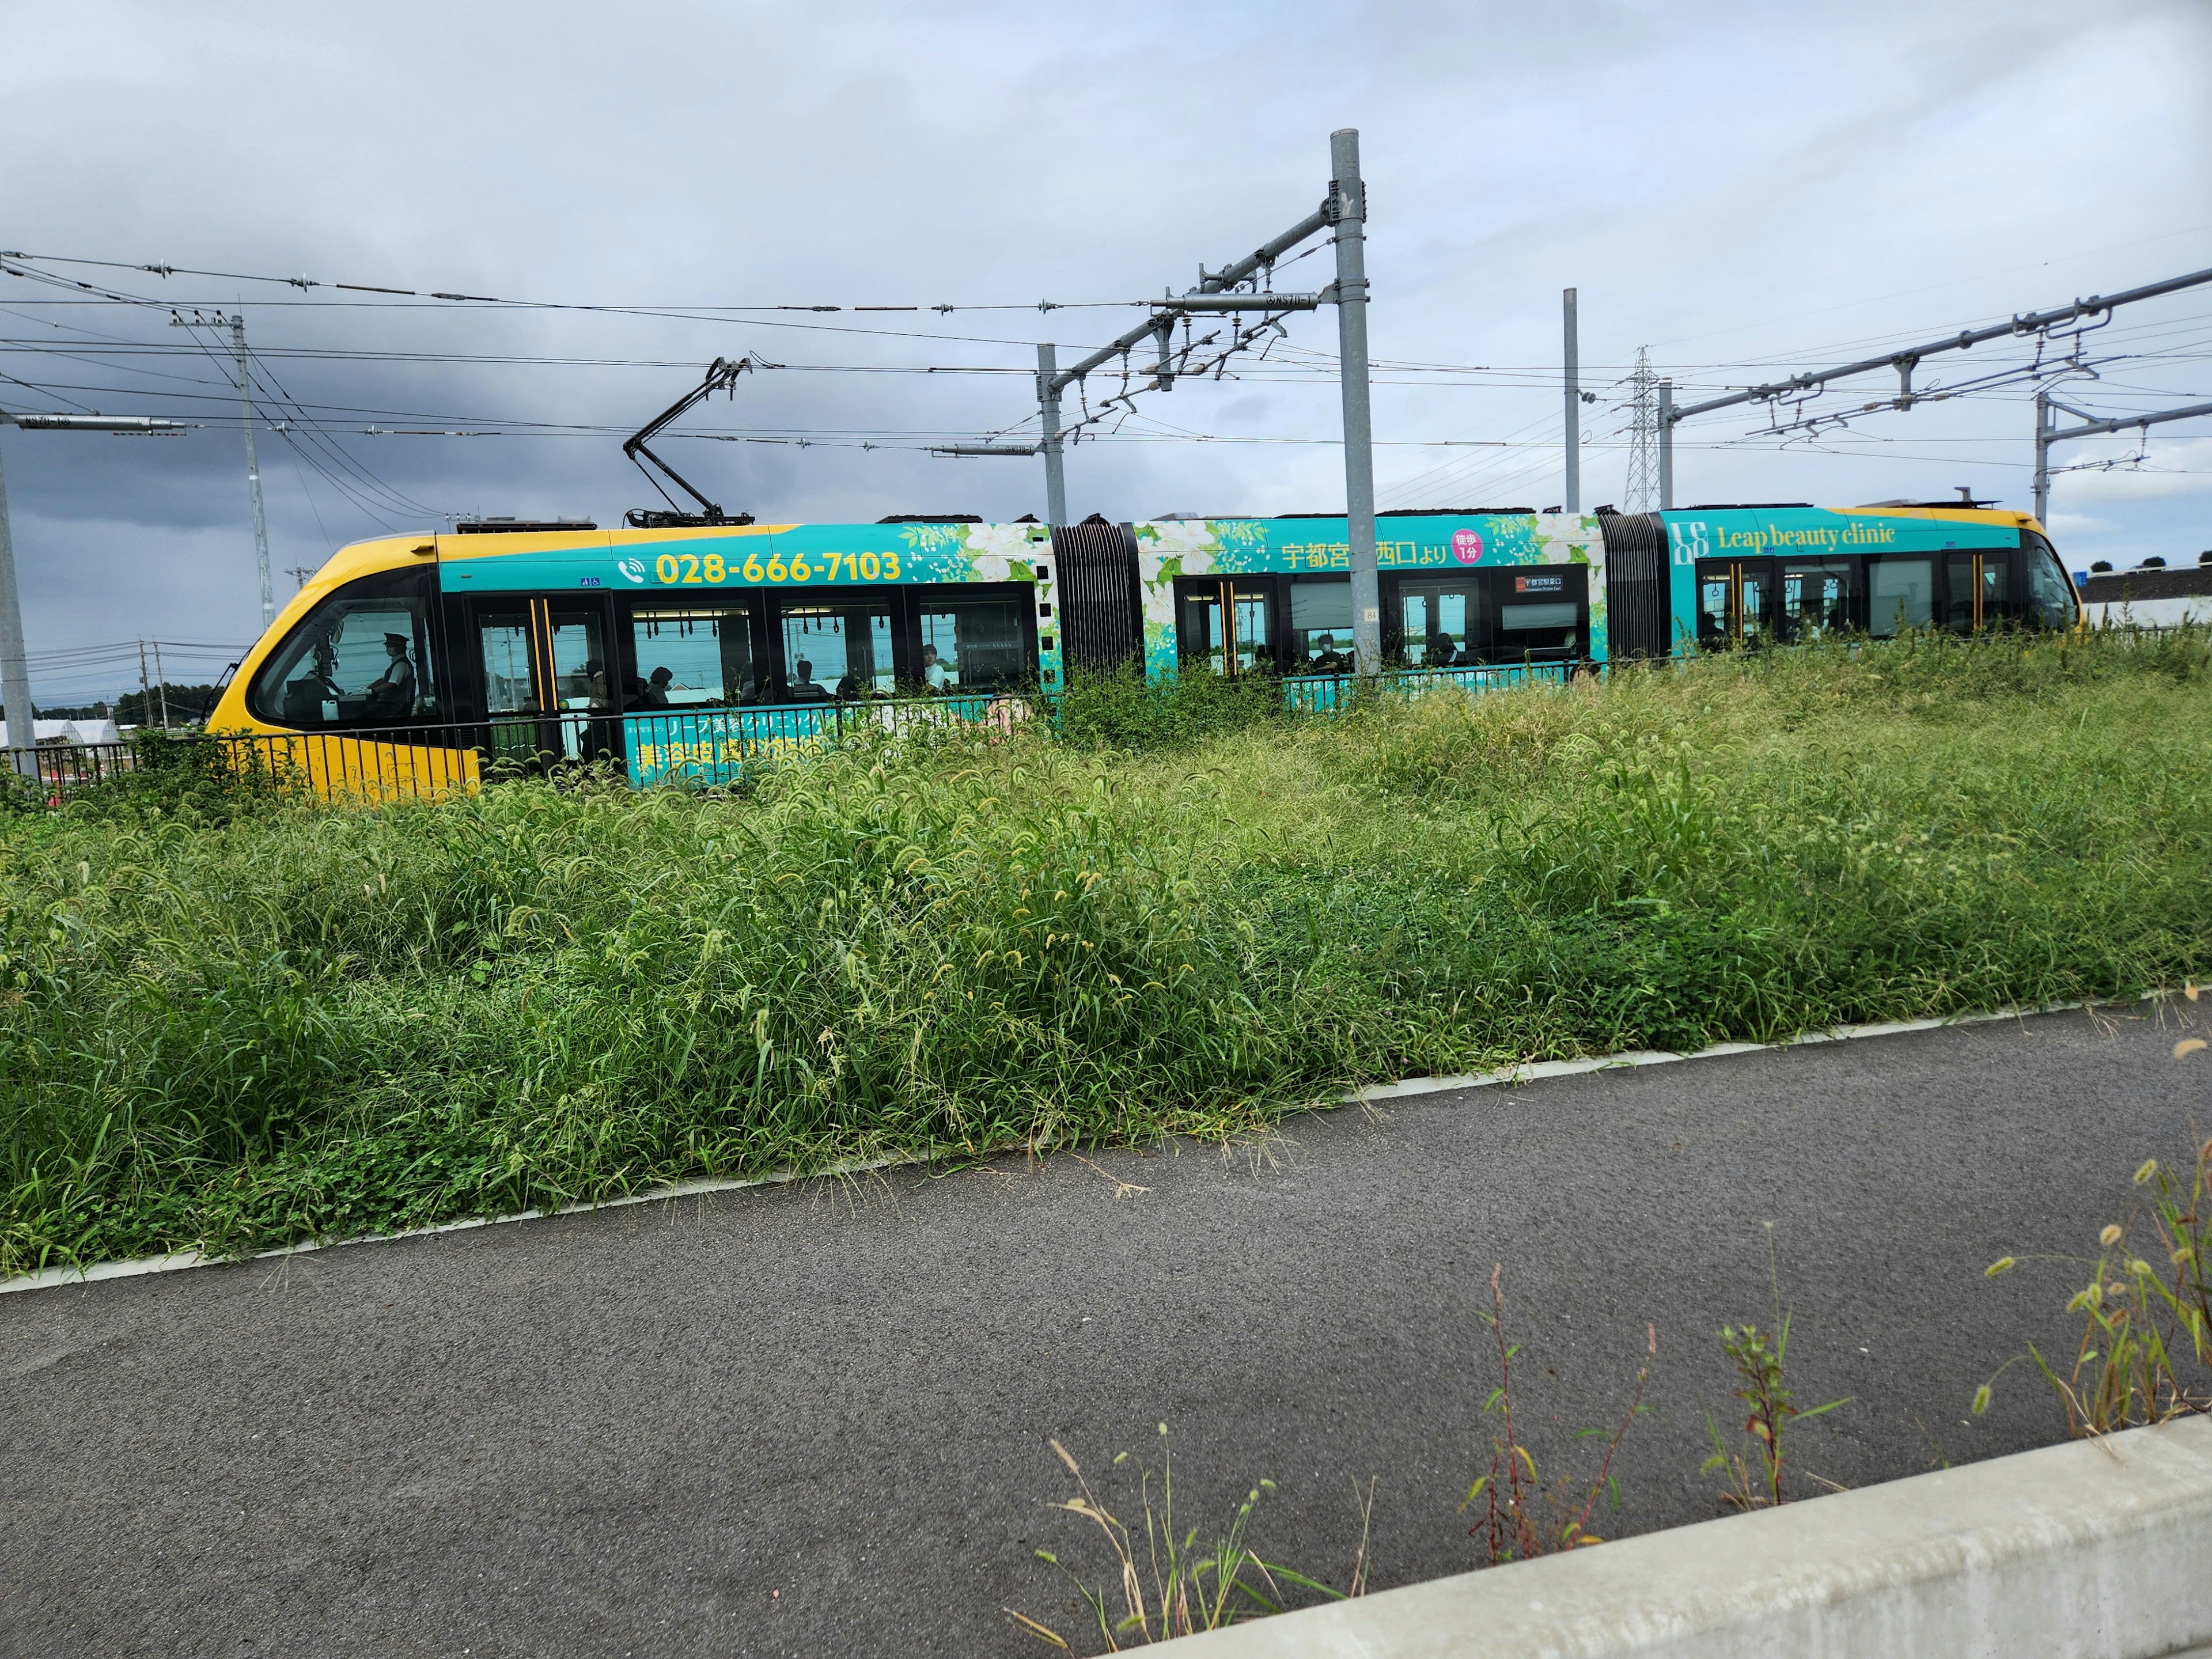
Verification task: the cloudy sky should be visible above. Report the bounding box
[3,0,2207,704]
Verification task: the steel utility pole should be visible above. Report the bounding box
[936,129,1369,652]
[1657,380,1675,510]
[1562,288,1580,514]
[2032,391,2054,525]
[0,412,185,777]
[2033,392,2212,526]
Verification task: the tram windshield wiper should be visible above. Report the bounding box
[623,357,758,529]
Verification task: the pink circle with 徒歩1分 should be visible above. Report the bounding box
[1452,529,1484,564]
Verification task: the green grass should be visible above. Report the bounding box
[5,628,2210,1275]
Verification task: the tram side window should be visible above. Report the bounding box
[1288,577,1353,671]
[247,573,440,728]
[779,600,895,700]
[477,613,535,714]
[1697,569,1732,647]
[918,595,1029,692]
[630,605,758,707]
[1500,601,1578,633]
[1867,557,1933,637]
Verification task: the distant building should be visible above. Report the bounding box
[2075,562,2212,629]
[0,717,124,747]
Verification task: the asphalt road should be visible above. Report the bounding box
[5,1001,2209,1658]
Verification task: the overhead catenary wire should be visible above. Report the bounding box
[6,243,2205,534]
[0,247,1199,313]
[164,306,446,525]
[0,253,1289,354]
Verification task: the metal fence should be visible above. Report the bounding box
[13,663,1583,809]
[1282,658,1577,713]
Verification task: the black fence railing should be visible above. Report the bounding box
[10,663,1585,809]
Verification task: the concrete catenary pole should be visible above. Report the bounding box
[1562,287,1580,514]
[0,428,34,778]
[1658,380,1675,511]
[1036,342,1067,527]
[230,316,275,632]
[1330,128,1380,677]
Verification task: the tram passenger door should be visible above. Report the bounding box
[1695,559,1774,647]
[1177,578,1276,675]
[1778,559,1860,642]
[467,596,614,767]
[1944,551,2014,633]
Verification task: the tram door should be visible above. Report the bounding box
[465,596,615,766]
[1944,551,2014,633]
[1695,559,1774,648]
[1177,578,1276,675]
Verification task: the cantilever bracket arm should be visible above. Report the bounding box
[623,357,751,517]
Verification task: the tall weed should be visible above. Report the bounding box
[4,632,2210,1272]
[1055,664,1285,753]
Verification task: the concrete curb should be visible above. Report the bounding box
[0,1152,919,1296]
[1154,1415,2212,1658]
[0,993,2155,1297]
[1343,997,2095,1105]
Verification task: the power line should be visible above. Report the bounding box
[0,247,1182,313]
[0,252,1268,354]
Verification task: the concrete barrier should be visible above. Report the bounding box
[1159,1415,2212,1657]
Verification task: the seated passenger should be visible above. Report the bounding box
[362,633,417,719]
[786,658,830,702]
[921,644,952,691]
[634,666,673,709]
[1425,629,1459,668]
